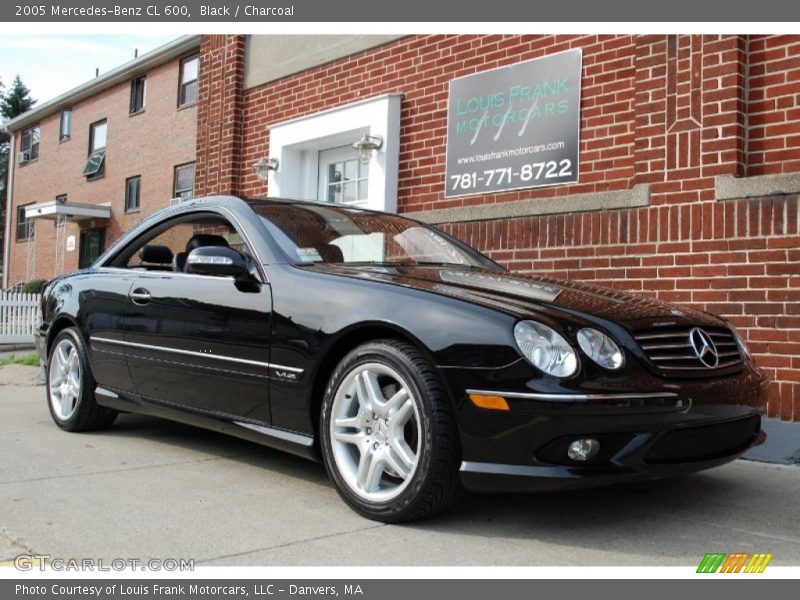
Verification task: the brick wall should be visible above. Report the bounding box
[747,35,800,175]
[194,35,245,197]
[7,56,197,285]
[196,34,800,420]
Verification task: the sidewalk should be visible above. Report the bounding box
[745,418,800,465]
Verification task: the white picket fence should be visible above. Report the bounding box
[0,292,41,343]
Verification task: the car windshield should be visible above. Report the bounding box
[250,201,501,269]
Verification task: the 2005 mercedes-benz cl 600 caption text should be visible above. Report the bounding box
[36,196,769,522]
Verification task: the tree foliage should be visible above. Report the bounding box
[0,76,36,120]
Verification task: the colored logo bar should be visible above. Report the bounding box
[697,552,773,573]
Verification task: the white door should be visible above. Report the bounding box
[317,146,369,206]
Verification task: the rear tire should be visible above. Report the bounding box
[46,327,117,432]
[320,339,463,522]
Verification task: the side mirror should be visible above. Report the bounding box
[186,246,248,278]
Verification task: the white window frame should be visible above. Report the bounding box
[90,120,107,152]
[267,94,402,213]
[179,54,199,107]
[174,162,195,200]
[317,145,370,206]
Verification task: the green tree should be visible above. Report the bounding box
[0,75,36,279]
[0,76,36,120]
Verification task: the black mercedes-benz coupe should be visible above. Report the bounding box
[36,196,769,522]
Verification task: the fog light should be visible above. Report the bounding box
[567,438,600,462]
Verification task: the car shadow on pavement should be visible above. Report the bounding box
[402,470,791,563]
[105,413,331,486]
[98,413,796,564]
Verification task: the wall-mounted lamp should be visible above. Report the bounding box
[352,134,383,164]
[253,157,279,181]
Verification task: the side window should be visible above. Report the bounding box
[113,214,248,276]
[178,55,199,107]
[60,109,72,141]
[20,125,40,163]
[84,119,107,180]
[130,76,146,114]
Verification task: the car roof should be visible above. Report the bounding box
[242,196,388,215]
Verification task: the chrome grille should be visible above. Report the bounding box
[633,326,743,375]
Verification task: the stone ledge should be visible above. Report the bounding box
[404,184,650,224]
[716,173,800,201]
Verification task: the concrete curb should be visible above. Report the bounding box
[0,343,36,353]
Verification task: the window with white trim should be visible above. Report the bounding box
[266,94,401,213]
[174,163,195,200]
[318,146,370,205]
[179,55,199,107]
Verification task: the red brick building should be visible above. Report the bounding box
[2,35,200,286]
[196,34,799,420]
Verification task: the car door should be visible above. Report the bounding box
[120,217,272,423]
[124,273,272,421]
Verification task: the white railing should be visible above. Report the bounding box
[0,292,41,344]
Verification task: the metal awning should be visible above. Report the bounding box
[24,201,111,222]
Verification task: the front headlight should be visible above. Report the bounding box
[577,328,624,370]
[513,320,578,378]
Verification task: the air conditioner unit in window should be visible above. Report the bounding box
[18,151,31,164]
[169,197,184,206]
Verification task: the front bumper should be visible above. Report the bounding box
[34,325,47,366]
[442,359,770,493]
[460,418,765,493]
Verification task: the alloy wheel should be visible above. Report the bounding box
[329,362,422,502]
[49,338,82,421]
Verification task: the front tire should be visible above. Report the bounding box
[320,340,462,522]
[47,327,117,432]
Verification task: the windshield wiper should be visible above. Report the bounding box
[328,261,401,267]
[410,261,476,268]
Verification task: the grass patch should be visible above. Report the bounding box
[0,353,41,367]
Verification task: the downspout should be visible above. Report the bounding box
[2,131,15,289]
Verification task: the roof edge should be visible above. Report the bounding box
[1,35,201,133]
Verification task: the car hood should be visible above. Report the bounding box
[305,264,724,329]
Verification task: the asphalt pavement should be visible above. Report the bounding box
[1,380,799,566]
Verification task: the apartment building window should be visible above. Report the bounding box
[16,204,35,241]
[19,125,40,163]
[178,54,199,107]
[60,109,72,141]
[125,176,141,212]
[84,119,107,179]
[130,76,146,114]
[89,119,107,151]
[173,163,195,200]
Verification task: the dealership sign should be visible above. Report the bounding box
[445,49,582,197]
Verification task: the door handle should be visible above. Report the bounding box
[130,288,151,305]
